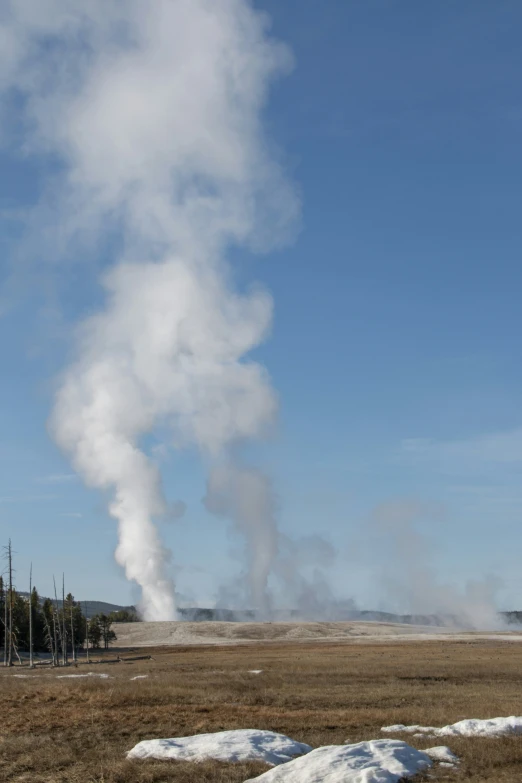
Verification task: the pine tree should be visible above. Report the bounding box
[88,615,102,649]
[64,593,86,656]
[11,591,29,651]
[73,602,86,649]
[109,608,139,622]
[98,614,117,650]
[30,587,46,652]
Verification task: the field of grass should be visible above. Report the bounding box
[2,639,522,782]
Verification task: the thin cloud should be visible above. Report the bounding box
[0,494,58,503]
[400,427,522,469]
[36,473,78,484]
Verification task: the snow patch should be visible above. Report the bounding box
[423,746,459,764]
[56,672,111,679]
[130,675,149,680]
[249,670,263,674]
[127,729,311,765]
[382,716,522,738]
[244,739,431,782]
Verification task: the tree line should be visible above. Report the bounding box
[1,540,119,666]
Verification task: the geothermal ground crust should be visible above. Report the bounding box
[111,619,522,647]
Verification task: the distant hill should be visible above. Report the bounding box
[79,600,138,619]
[18,593,137,619]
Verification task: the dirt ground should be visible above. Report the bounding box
[2,638,522,782]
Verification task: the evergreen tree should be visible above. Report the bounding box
[88,615,102,649]
[64,593,86,652]
[109,609,139,623]
[30,587,46,651]
[42,597,54,627]
[98,614,117,650]
[42,597,57,659]
[11,590,28,653]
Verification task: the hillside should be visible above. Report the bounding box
[17,593,137,619]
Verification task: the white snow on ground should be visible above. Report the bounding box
[127,729,311,765]
[423,746,459,764]
[244,740,431,782]
[382,716,522,738]
[249,670,263,674]
[56,672,111,679]
[130,675,148,680]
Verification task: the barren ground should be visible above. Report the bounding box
[2,625,522,782]
[112,618,522,646]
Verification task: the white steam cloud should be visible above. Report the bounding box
[366,500,503,629]
[1,0,299,618]
[204,463,279,615]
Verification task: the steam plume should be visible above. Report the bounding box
[204,463,278,615]
[2,0,298,618]
[367,500,503,629]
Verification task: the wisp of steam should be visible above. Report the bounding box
[1,0,299,619]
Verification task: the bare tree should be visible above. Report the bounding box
[84,603,90,663]
[52,610,59,666]
[62,574,67,666]
[29,563,34,668]
[7,540,13,667]
[53,576,63,666]
[43,609,55,666]
[2,574,7,667]
[70,595,76,663]
[11,633,22,665]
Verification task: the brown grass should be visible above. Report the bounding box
[1,639,522,781]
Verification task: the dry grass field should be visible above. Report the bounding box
[2,639,522,782]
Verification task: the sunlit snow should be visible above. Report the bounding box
[127,729,311,765]
[244,739,432,782]
[56,672,111,679]
[423,746,459,764]
[382,716,522,738]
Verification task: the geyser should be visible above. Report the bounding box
[2,0,298,619]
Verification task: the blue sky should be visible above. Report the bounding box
[2,1,522,611]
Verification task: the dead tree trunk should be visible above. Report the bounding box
[29,564,34,669]
[70,598,76,663]
[62,574,67,666]
[7,540,13,667]
[43,611,55,666]
[3,577,7,667]
[12,632,22,665]
[85,605,90,663]
[53,576,62,665]
[52,611,59,666]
